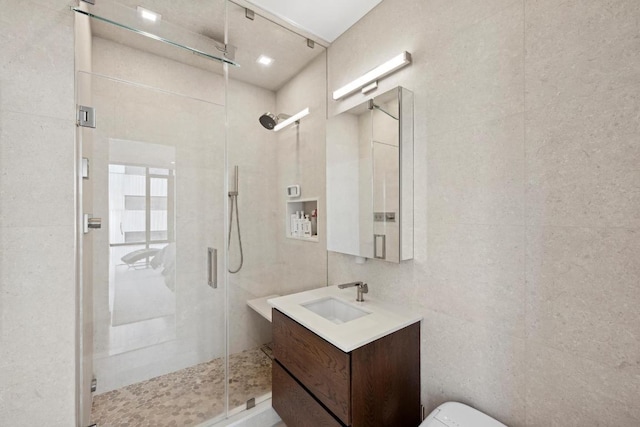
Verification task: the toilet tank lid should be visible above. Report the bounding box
[424,402,508,427]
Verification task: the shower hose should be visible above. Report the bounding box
[227,193,244,273]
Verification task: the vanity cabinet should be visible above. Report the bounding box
[272,309,420,427]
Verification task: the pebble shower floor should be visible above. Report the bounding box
[90,347,272,427]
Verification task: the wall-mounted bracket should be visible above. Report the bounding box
[362,81,378,94]
[246,397,256,410]
[83,214,102,234]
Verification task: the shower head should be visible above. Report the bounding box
[259,112,291,130]
[259,112,278,130]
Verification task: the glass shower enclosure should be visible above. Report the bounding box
[75,1,236,425]
[75,1,327,425]
[77,70,229,426]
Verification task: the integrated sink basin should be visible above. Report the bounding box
[302,297,370,324]
[268,285,422,352]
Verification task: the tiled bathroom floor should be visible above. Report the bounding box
[90,347,272,427]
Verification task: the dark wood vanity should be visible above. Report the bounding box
[272,308,421,427]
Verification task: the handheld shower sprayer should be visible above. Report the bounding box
[228,165,243,273]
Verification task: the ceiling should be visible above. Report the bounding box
[245,0,382,43]
[87,0,380,91]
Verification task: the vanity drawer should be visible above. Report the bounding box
[272,309,351,425]
[273,361,344,427]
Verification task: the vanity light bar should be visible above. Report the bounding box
[274,107,310,131]
[332,51,412,100]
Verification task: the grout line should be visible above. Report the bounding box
[422,306,525,341]
[522,0,529,423]
[77,71,226,106]
[424,221,640,231]
[0,107,75,122]
[228,0,330,48]
[421,0,524,60]
[523,78,640,115]
[424,110,527,140]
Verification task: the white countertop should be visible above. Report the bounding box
[267,285,422,353]
[247,294,280,322]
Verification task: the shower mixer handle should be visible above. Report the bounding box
[228,165,244,274]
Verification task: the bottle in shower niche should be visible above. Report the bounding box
[290,212,298,237]
[303,214,312,237]
[311,208,318,236]
[295,211,303,237]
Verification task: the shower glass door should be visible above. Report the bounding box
[78,70,228,426]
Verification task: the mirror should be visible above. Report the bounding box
[327,86,414,263]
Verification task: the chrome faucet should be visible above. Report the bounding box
[337,281,369,302]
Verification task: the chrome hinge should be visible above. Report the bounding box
[84,214,102,234]
[91,377,97,393]
[77,105,96,128]
[219,44,237,60]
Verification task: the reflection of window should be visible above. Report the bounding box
[109,164,174,250]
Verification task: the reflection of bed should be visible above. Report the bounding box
[121,248,160,269]
[152,243,176,291]
[121,244,176,291]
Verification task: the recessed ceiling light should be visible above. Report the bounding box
[257,55,274,66]
[137,6,161,22]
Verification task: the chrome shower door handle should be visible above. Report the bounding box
[208,247,217,288]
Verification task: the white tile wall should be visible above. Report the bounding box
[275,54,328,295]
[0,1,76,425]
[326,0,640,425]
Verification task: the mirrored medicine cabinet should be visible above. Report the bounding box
[326,86,414,263]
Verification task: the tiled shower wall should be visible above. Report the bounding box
[0,1,77,425]
[275,53,328,297]
[326,0,640,426]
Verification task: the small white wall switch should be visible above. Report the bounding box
[286,185,301,198]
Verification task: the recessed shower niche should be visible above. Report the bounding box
[286,198,319,242]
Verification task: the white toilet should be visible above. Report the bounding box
[420,402,508,427]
